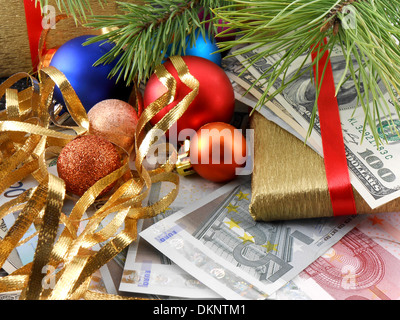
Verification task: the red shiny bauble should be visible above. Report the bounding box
[189,122,247,183]
[143,56,235,138]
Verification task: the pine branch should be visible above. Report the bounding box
[37,0,400,145]
[213,0,400,145]
[320,0,363,34]
[84,0,232,84]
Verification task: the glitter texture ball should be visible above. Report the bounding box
[57,135,122,196]
[88,99,139,152]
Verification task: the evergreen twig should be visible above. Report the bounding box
[38,0,400,144]
[213,0,400,144]
[85,1,211,84]
[38,0,233,84]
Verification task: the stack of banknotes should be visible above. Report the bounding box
[120,45,400,300]
[2,43,400,300]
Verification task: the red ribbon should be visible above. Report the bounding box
[311,41,357,216]
[23,0,44,71]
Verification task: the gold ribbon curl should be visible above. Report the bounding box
[0,55,199,300]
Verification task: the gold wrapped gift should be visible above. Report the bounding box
[0,0,138,77]
[249,111,400,221]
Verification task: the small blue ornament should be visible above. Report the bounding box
[165,31,222,66]
[50,35,131,112]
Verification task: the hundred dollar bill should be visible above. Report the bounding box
[230,80,315,148]
[235,45,400,209]
[140,177,364,300]
[223,57,319,153]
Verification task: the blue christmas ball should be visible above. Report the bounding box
[165,31,222,66]
[50,35,131,112]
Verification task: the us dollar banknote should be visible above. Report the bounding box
[237,47,400,209]
[234,45,400,209]
[224,57,320,153]
[140,178,363,299]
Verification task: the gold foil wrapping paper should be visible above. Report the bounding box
[249,111,400,221]
[0,0,138,77]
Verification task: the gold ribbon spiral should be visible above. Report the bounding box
[0,55,199,300]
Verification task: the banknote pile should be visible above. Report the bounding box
[121,45,400,300]
[2,43,400,300]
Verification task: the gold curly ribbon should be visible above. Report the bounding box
[0,55,199,300]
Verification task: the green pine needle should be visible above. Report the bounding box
[83,1,233,84]
[38,0,233,84]
[37,0,400,145]
[213,0,400,145]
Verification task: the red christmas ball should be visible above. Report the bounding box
[143,56,235,138]
[189,122,247,183]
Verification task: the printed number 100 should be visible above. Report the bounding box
[358,149,396,183]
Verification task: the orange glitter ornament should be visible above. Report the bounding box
[57,135,122,196]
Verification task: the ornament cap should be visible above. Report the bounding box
[176,139,195,176]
